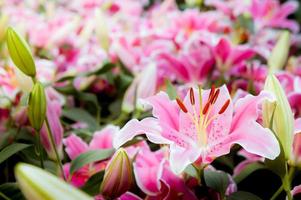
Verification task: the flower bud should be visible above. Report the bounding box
[6,27,36,77]
[122,63,156,113]
[95,10,110,52]
[0,15,8,43]
[100,148,133,198]
[268,31,291,73]
[263,74,294,160]
[28,82,47,131]
[186,0,203,7]
[15,163,93,200]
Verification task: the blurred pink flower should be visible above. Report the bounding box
[213,38,255,72]
[63,125,119,187]
[38,88,65,160]
[133,144,197,199]
[114,85,280,174]
[250,0,299,33]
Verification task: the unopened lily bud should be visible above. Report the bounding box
[268,31,291,73]
[0,15,8,43]
[263,74,294,160]
[101,148,133,198]
[95,10,110,51]
[6,27,36,77]
[15,163,93,200]
[122,63,156,113]
[28,82,47,131]
[186,0,203,7]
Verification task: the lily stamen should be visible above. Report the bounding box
[190,88,195,105]
[219,99,230,114]
[211,89,220,104]
[176,98,188,113]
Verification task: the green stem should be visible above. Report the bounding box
[35,129,44,169]
[45,117,65,180]
[112,112,128,125]
[283,166,295,200]
[270,184,283,200]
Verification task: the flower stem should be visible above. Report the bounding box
[35,129,44,169]
[283,166,295,200]
[270,184,283,200]
[45,117,65,180]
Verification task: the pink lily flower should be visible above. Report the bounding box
[290,185,301,199]
[95,192,142,200]
[122,63,157,113]
[212,38,255,72]
[63,125,119,187]
[250,0,300,33]
[114,85,280,174]
[291,118,301,166]
[158,38,214,83]
[39,87,65,160]
[133,143,197,199]
[40,97,64,160]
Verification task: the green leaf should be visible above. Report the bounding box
[184,164,199,180]
[77,92,101,121]
[233,162,266,184]
[0,183,25,200]
[6,27,36,77]
[226,191,262,200]
[165,79,177,100]
[70,149,114,175]
[204,170,229,197]
[236,14,254,33]
[56,62,115,83]
[62,108,100,131]
[0,143,31,164]
[81,171,104,196]
[87,62,115,76]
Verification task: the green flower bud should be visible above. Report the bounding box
[6,27,36,77]
[28,82,47,131]
[100,148,133,198]
[268,31,291,73]
[185,0,203,7]
[263,74,294,160]
[0,15,8,43]
[95,10,110,52]
[15,163,93,200]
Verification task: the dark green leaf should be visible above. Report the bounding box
[62,108,100,131]
[87,62,115,76]
[204,170,229,196]
[226,191,262,200]
[115,73,133,93]
[70,149,114,175]
[77,93,101,121]
[0,183,25,200]
[0,143,31,165]
[184,164,199,180]
[81,171,104,196]
[233,162,266,184]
